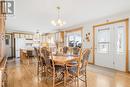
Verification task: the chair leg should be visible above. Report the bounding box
[77,77,79,87]
[64,71,67,86]
[74,77,77,87]
[45,67,48,82]
[28,56,30,65]
[4,71,8,87]
[85,67,87,87]
[43,66,45,72]
[37,62,39,75]
[52,71,55,87]
[41,64,43,77]
[30,57,32,63]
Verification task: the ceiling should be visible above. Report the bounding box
[6,0,130,33]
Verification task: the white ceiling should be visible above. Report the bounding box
[6,0,130,33]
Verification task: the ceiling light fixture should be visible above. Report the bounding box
[51,6,66,27]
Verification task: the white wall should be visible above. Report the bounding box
[66,11,130,71]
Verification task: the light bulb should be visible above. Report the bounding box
[58,19,62,24]
[51,20,57,26]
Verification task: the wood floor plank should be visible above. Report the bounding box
[7,59,130,87]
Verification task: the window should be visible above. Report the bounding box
[66,29,82,48]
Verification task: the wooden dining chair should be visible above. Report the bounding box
[72,47,80,55]
[34,47,45,76]
[27,50,33,58]
[26,50,33,64]
[63,46,68,56]
[42,48,66,87]
[66,48,90,87]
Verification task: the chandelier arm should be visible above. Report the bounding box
[51,6,66,27]
[57,6,60,20]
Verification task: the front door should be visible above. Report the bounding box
[113,22,126,71]
[95,24,114,69]
[94,19,128,72]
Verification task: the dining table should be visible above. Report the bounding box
[52,55,80,65]
[52,55,80,86]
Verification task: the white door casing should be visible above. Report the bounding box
[5,34,12,58]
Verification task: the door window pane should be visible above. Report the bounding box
[114,23,125,53]
[96,26,110,53]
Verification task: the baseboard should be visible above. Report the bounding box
[88,62,94,64]
[8,57,13,59]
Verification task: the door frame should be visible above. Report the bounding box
[93,18,129,72]
[5,33,13,58]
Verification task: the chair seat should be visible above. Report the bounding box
[55,65,66,72]
[68,66,77,75]
[66,61,78,75]
[46,59,66,73]
[68,66,87,75]
[47,65,66,74]
[68,61,77,65]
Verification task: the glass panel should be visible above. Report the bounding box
[98,43,109,53]
[15,34,19,38]
[96,26,110,53]
[114,23,125,53]
[5,35,10,45]
[66,31,82,48]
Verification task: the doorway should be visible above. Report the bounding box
[5,33,13,58]
[93,19,129,72]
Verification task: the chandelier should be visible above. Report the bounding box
[51,6,66,27]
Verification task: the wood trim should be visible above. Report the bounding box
[13,32,34,35]
[93,18,129,27]
[81,27,84,50]
[126,19,129,72]
[92,26,95,64]
[88,62,94,64]
[5,33,12,34]
[14,38,16,58]
[60,31,64,43]
[93,18,129,72]
[65,27,83,33]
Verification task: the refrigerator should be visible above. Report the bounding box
[15,38,25,58]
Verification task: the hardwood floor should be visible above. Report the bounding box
[7,58,130,87]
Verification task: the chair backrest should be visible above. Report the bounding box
[34,47,42,61]
[76,48,82,68]
[73,47,80,55]
[34,47,39,57]
[80,49,90,70]
[41,47,53,68]
[63,46,68,56]
[41,47,49,57]
[63,46,68,54]
[27,50,33,57]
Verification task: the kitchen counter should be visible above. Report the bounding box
[20,49,34,62]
